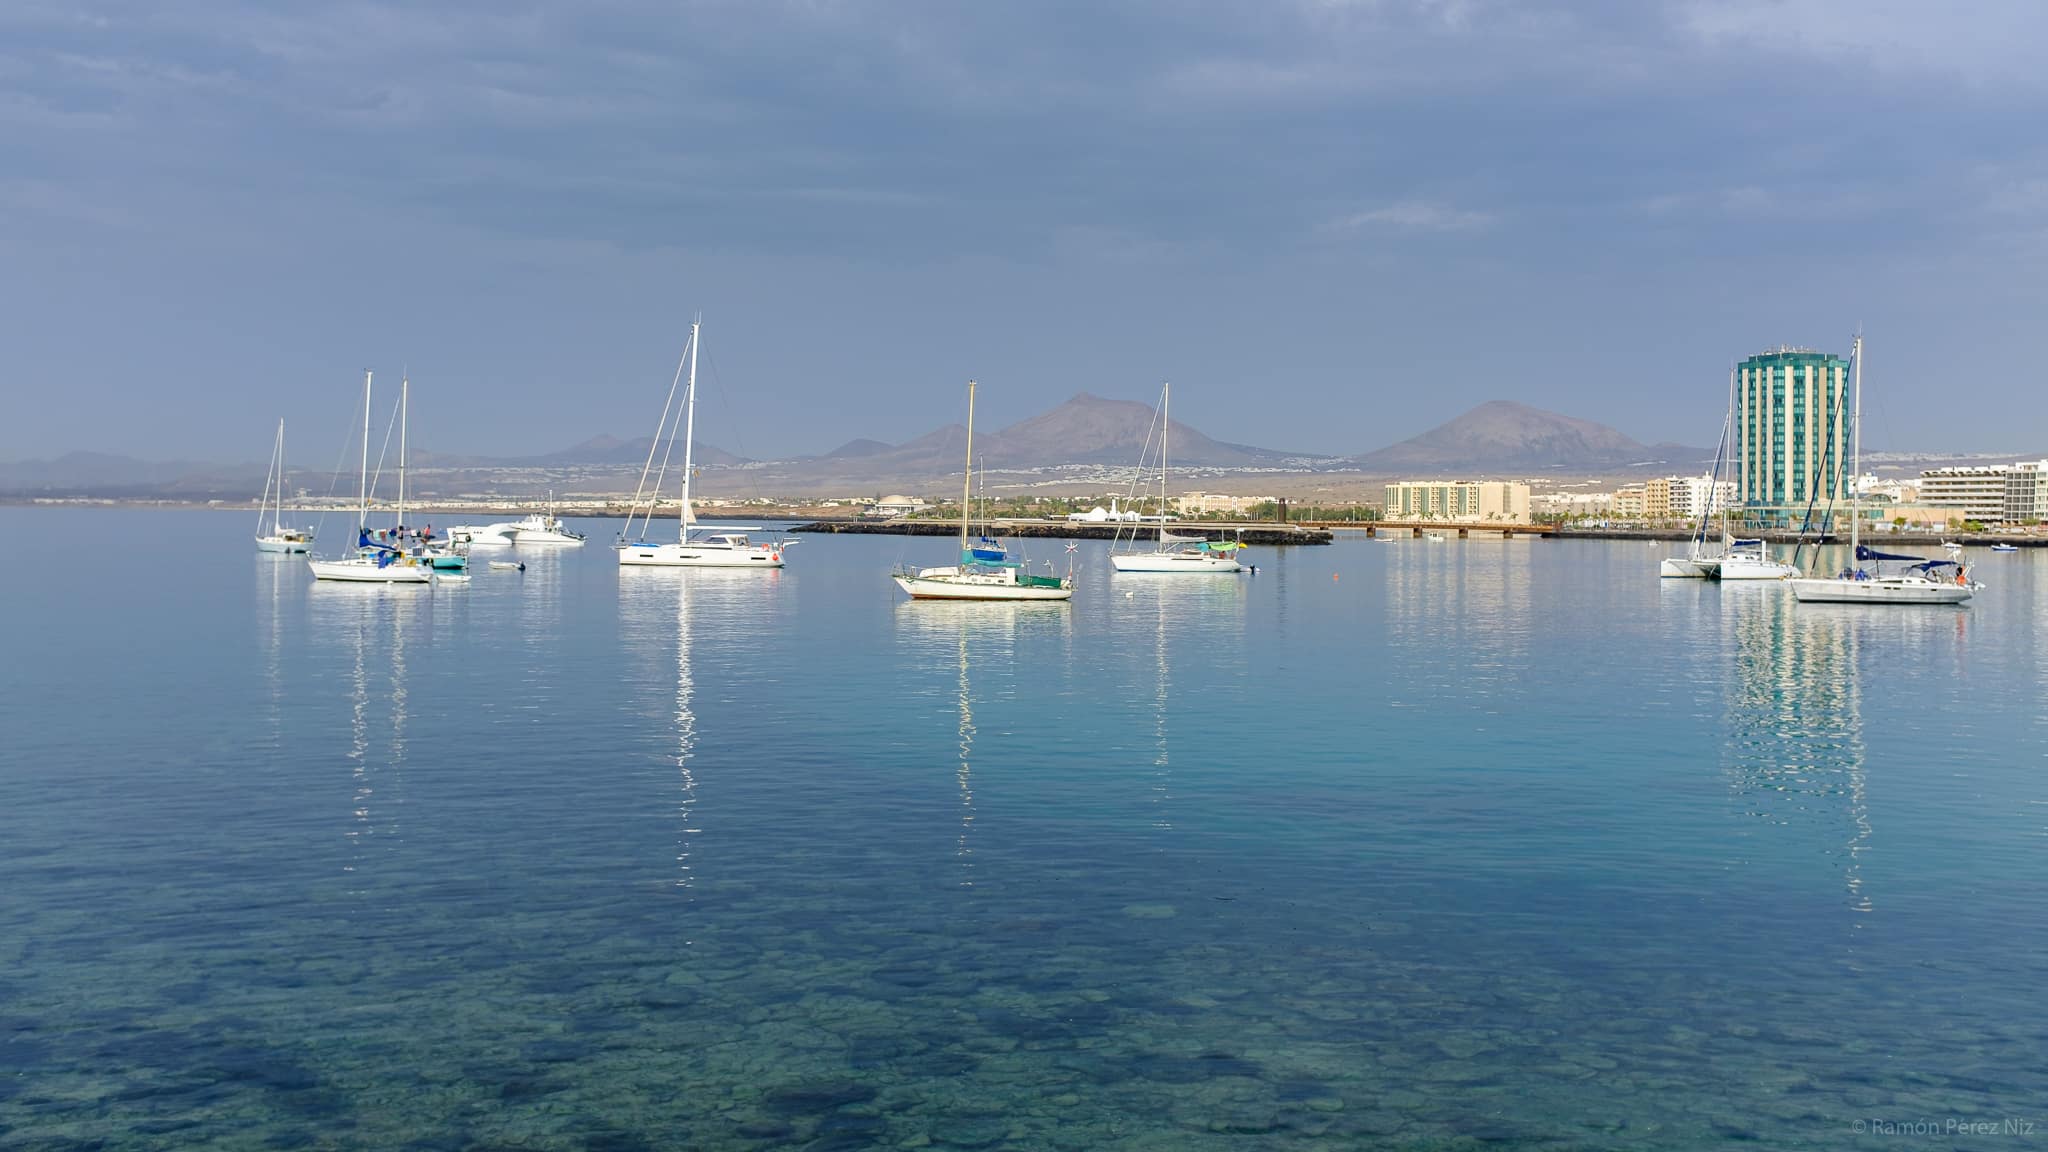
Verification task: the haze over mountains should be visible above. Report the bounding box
[0,394,1974,497]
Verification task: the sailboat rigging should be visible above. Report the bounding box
[1109,382,1245,574]
[618,320,792,568]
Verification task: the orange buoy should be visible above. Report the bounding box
[1332,572,1340,582]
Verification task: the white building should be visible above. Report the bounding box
[864,495,927,519]
[2004,461,2048,525]
[1531,491,1614,518]
[1919,467,2011,523]
[1382,480,1531,524]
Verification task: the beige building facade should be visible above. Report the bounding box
[1382,480,1532,524]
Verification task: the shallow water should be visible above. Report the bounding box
[2,509,2043,1149]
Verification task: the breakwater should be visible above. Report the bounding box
[789,519,1332,545]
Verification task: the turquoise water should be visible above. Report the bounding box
[2,509,2043,1150]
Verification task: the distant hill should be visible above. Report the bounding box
[974,392,1292,468]
[523,435,749,469]
[821,438,893,459]
[0,451,226,493]
[1354,401,1712,474]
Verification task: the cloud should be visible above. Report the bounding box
[1336,200,1495,232]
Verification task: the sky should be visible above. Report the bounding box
[4,0,2045,463]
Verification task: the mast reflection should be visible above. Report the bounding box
[619,567,784,889]
[1723,592,1871,915]
[308,585,422,887]
[895,602,1071,886]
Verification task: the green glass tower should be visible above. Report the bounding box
[1736,346,1851,525]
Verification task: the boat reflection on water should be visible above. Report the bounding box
[1104,575,1248,832]
[620,567,787,889]
[1720,590,1925,919]
[307,584,432,888]
[895,602,1072,886]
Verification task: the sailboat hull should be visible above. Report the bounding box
[1715,557,1798,580]
[618,543,784,568]
[1788,576,1974,605]
[1659,557,1711,578]
[256,536,311,554]
[1109,552,1242,573]
[894,573,1073,601]
[307,558,434,584]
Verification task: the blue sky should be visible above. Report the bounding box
[4,0,2044,462]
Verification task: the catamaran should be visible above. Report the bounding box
[618,320,792,568]
[1788,335,1977,605]
[1108,382,1245,574]
[307,371,434,585]
[254,419,315,553]
[893,380,1075,601]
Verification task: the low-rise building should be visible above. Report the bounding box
[1173,491,1272,517]
[864,495,927,519]
[1918,466,2009,523]
[1611,484,1646,519]
[1382,480,1531,524]
[1531,491,1614,518]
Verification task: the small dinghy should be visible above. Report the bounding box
[489,560,526,572]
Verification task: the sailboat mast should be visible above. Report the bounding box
[1849,334,1862,557]
[1160,382,1169,545]
[398,376,409,533]
[680,320,699,541]
[359,371,372,530]
[961,380,976,557]
[276,420,287,529]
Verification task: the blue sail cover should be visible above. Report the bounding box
[1856,545,1925,562]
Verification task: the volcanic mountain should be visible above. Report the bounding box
[1354,401,1712,474]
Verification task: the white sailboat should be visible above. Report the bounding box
[893,380,1075,601]
[617,320,791,569]
[254,419,315,553]
[1663,369,1733,578]
[307,371,434,585]
[393,379,470,582]
[1108,382,1245,574]
[1789,335,1977,606]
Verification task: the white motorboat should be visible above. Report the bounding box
[1108,382,1245,575]
[1788,335,1977,606]
[449,523,516,547]
[308,371,436,585]
[499,510,584,545]
[254,420,315,553]
[892,380,1073,602]
[617,319,793,569]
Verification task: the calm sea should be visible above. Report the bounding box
[2,508,2043,1150]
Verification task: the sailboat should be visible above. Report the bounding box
[307,371,434,585]
[892,380,1075,601]
[254,419,315,553]
[1788,335,1977,605]
[1662,370,1732,578]
[618,320,792,568]
[1108,383,1245,574]
[393,378,470,581]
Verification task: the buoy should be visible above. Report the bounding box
[1332,572,1340,581]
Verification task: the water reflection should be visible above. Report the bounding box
[307,585,428,886]
[1105,577,1249,832]
[1722,590,1873,915]
[1383,540,1534,696]
[619,568,788,888]
[894,603,1074,885]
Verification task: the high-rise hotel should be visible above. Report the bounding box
[1736,345,1852,525]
